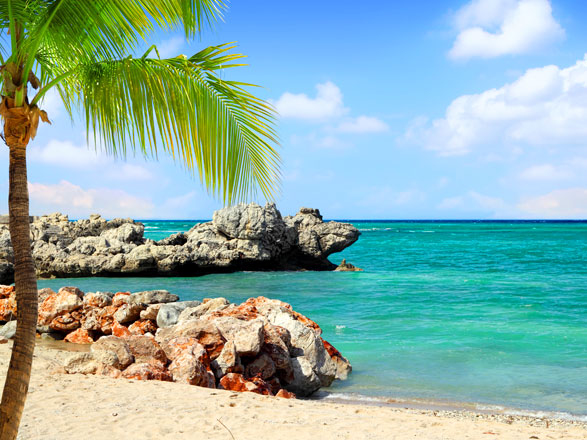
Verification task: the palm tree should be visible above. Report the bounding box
[0,1,280,438]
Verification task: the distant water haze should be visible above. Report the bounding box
[38,220,587,417]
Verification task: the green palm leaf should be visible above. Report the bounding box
[47,44,280,203]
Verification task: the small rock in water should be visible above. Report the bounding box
[334,259,363,272]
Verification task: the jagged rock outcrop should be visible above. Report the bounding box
[0,203,360,284]
[0,284,352,397]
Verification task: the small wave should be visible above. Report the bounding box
[144,226,158,230]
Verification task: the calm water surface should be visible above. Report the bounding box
[38,221,587,417]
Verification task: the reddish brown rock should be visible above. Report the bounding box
[128,319,157,335]
[161,337,203,361]
[321,338,352,380]
[38,287,56,304]
[156,320,225,360]
[122,362,172,382]
[112,291,131,307]
[38,288,83,325]
[205,302,260,321]
[112,321,132,338]
[169,349,214,388]
[64,328,93,344]
[127,335,168,366]
[98,305,119,334]
[0,285,14,299]
[0,294,16,321]
[49,312,80,332]
[249,376,273,396]
[276,389,296,399]
[219,373,272,395]
[262,324,293,381]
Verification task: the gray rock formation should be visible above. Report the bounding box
[0,203,360,284]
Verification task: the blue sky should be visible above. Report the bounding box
[2,0,587,219]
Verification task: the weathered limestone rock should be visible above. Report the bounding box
[156,301,202,328]
[177,297,229,323]
[140,304,163,320]
[168,342,214,388]
[83,292,112,308]
[112,292,131,307]
[0,320,17,339]
[130,290,178,305]
[113,302,145,324]
[0,204,359,284]
[91,336,134,370]
[64,353,101,375]
[210,340,242,378]
[212,317,264,357]
[322,338,352,380]
[288,356,322,396]
[126,335,168,366]
[122,362,172,382]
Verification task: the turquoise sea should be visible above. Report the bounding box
[37,220,587,418]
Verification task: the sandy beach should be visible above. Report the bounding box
[1,341,584,440]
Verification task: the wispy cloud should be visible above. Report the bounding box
[517,188,587,218]
[29,138,153,181]
[28,180,154,218]
[335,116,389,133]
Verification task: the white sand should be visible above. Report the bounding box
[1,342,585,440]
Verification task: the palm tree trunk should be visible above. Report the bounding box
[0,145,38,440]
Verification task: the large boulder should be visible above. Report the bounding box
[0,204,359,279]
[156,301,202,328]
[211,317,264,357]
[91,336,134,370]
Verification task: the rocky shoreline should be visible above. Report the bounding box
[0,203,360,285]
[0,285,351,398]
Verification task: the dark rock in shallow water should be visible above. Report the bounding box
[0,203,360,283]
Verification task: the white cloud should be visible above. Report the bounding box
[358,186,426,210]
[29,180,154,218]
[410,56,587,155]
[157,36,185,58]
[335,116,389,133]
[29,140,107,167]
[517,188,587,218]
[438,191,507,214]
[37,88,62,120]
[272,81,348,120]
[29,139,153,180]
[518,164,571,181]
[450,0,564,59]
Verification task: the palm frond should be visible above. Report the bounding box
[57,44,279,203]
